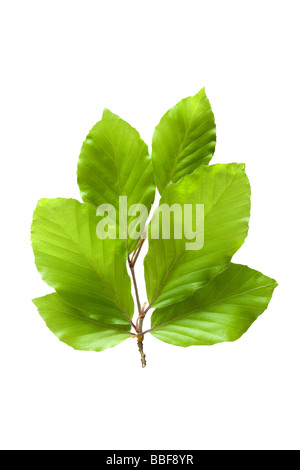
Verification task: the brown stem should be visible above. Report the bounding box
[132,229,147,267]
[143,304,150,315]
[136,303,147,367]
[137,337,146,368]
[128,255,142,315]
[131,241,140,264]
[128,254,148,367]
[135,302,147,332]
[128,227,148,368]
[141,327,152,335]
[132,239,145,267]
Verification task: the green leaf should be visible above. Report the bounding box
[77,108,156,253]
[152,88,216,195]
[33,294,131,351]
[31,198,134,327]
[144,163,251,309]
[150,264,278,346]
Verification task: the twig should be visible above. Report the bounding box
[127,253,147,367]
[131,241,140,264]
[137,337,146,368]
[143,303,151,315]
[132,238,146,267]
[127,226,149,367]
[128,255,142,315]
[132,226,147,267]
[141,327,153,335]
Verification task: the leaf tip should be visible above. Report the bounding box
[102,107,115,120]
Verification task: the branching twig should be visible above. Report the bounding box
[127,232,149,367]
[132,238,145,267]
[128,255,142,315]
[143,304,151,315]
[141,327,153,335]
[131,226,147,267]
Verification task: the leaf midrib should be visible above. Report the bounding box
[168,103,199,183]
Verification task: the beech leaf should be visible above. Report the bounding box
[144,163,251,309]
[31,198,134,328]
[33,293,131,352]
[152,88,216,194]
[150,264,277,346]
[77,108,156,253]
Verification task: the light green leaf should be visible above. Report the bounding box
[150,264,278,346]
[33,294,131,351]
[152,88,216,195]
[31,198,134,327]
[144,163,251,309]
[77,108,156,253]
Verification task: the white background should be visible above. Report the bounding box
[0,0,299,451]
